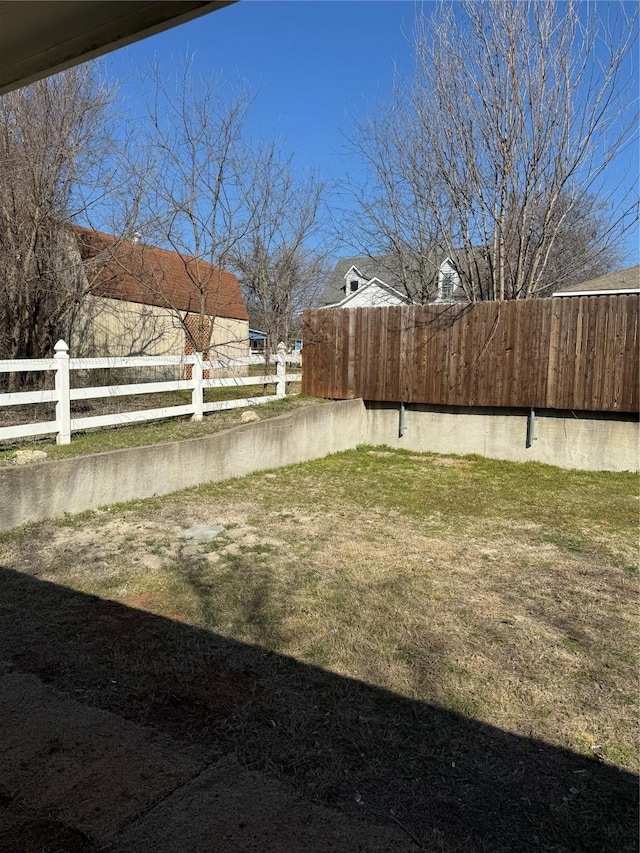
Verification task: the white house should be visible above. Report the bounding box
[436,258,462,302]
[319,255,464,308]
[324,266,412,308]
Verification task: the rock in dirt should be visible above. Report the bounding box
[240,410,260,423]
[12,450,48,465]
[140,554,164,571]
[179,525,225,542]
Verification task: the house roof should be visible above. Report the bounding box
[74,227,248,321]
[325,277,412,308]
[321,252,473,306]
[320,256,407,306]
[553,265,640,296]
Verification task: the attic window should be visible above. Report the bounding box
[350,280,359,292]
[441,273,455,300]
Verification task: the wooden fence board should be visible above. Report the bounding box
[535,298,553,406]
[565,298,584,410]
[302,295,639,412]
[382,307,400,401]
[622,295,639,412]
[586,296,600,408]
[336,310,346,398]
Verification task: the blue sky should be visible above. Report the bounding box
[106,2,416,183]
[104,0,639,266]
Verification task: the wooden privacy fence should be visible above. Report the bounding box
[302,295,639,413]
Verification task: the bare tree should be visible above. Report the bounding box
[0,65,117,375]
[348,0,637,301]
[231,148,329,358]
[129,61,253,360]
[344,92,451,303]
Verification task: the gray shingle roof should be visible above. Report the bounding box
[319,255,414,306]
[555,265,640,293]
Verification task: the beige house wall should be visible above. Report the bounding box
[71,295,249,361]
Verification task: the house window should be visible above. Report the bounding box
[350,280,359,292]
[441,273,455,300]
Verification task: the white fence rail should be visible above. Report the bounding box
[0,341,301,445]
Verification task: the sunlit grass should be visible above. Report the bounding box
[5,446,637,772]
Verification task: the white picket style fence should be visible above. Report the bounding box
[0,340,301,445]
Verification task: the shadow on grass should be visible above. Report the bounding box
[0,564,637,852]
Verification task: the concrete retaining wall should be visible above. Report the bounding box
[365,403,639,473]
[1,398,637,532]
[0,400,366,531]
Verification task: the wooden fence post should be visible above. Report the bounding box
[276,342,287,398]
[191,352,204,421]
[54,340,71,445]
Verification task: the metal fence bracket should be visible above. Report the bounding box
[399,402,407,437]
[526,407,537,448]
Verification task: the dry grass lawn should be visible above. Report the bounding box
[0,446,637,851]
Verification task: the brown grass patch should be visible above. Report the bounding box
[9,480,635,771]
[0,447,637,851]
[430,456,475,468]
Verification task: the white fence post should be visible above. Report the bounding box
[54,339,71,444]
[276,342,287,398]
[191,352,204,421]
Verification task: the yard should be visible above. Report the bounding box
[0,447,637,851]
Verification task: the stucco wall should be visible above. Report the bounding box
[72,295,249,360]
[0,400,366,531]
[1,400,636,532]
[365,403,639,473]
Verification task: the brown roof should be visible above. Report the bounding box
[73,226,248,321]
[556,265,640,294]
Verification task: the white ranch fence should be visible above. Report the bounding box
[0,340,301,445]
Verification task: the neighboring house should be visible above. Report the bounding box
[70,227,249,362]
[552,265,640,297]
[319,255,465,308]
[249,328,267,354]
[250,329,302,354]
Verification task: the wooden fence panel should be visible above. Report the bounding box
[623,295,639,412]
[302,295,639,412]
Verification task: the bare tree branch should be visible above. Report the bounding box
[231,147,331,359]
[345,0,638,301]
[127,59,253,358]
[0,65,119,382]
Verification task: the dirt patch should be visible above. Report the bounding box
[11,449,49,465]
[430,456,475,468]
[157,668,261,718]
[120,592,193,623]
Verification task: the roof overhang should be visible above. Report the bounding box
[344,265,365,280]
[324,277,413,308]
[552,289,640,297]
[0,1,236,96]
